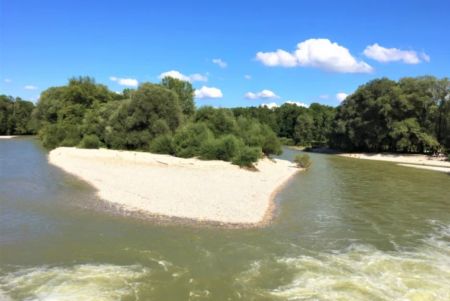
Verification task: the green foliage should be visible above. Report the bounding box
[30,76,282,165]
[294,154,312,169]
[279,137,295,146]
[0,95,36,135]
[200,135,242,161]
[173,122,213,157]
[232,146,262,168]
[195,107,237,136]
[149,134,175,155]
[160,76,195,117]
[80,134,101,149]
[331,76,450,153]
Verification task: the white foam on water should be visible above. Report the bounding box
[239,224,450,300]
[0,264,150,301]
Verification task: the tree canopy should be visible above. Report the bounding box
[331,76,450,153]
[32,76,283,167]
[0,95,36,135]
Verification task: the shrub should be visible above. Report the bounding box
[149,134,175,155]
[294,154,312,169]
[173,122,213,158]
[200,135,241,161]
[279,137,295,146]
[261,125,282,156]
[232,146,261,168]
[80,134,101,149]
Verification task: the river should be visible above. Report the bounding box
[1,137,449,300]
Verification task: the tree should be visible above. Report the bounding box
[105,83,182,150]
[160,76,195,117]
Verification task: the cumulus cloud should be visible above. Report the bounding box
[319,94,329,99]
[336,92,349,102]
[363,43,429,64]
[109,76,138,87]
[256,38,373,73]
[212,58,227,68]
[256,49,297,67]
[194,86,223,99]
[285,100,309,107]
[245,89,279,100]
[260,102,278,109]
[159,70,207,82]
[244,74,252,80]
[24,85,38,90]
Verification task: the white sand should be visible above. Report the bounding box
[339,153,450,173]
[48,147,300,225]
[397,164,450,173]
[0,136,17,139]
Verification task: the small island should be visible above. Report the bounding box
[49,147,299,225]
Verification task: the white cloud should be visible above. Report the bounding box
[336,92,349,102]
[244,74,252,80]
[285,100,309,107]
[189,73,208,82]
[256,38,373,73]
[245,89,279,100]
[319,94,329,99]
[4,78,12,83]
[212,58,227,68]
[420,52,430,63]
[363,43,429,64]
[24,85,38,90]
[260,102,278,109]
[194,86,223,99]
[109,76,138,87]
[159,70,207,82]
[256,49,298,67]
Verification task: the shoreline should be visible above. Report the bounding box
[48,147,300,227]
[339,153,450,173]
[0,136,18,139]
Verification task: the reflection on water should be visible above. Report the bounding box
[0,138,449,300]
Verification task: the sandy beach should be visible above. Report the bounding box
[339,153,450,173]
[0,136,17,139]
[48,147,300,225]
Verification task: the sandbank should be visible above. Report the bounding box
[0,136,17,139]
[339,153,450,173]
[48,147,300,225]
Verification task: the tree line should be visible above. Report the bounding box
[30,76,282,167]
[1,75,448,163]
[0,95,36,135]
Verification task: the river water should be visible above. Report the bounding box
[1,137,449,300]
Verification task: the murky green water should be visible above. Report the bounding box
[1,138,449,300]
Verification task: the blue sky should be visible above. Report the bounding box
[1,0,449,107]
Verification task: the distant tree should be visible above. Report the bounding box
[0,95,35,135]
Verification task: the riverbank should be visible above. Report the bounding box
[0,136,18,139]
[339,153,450,173]
[48,147,300,225]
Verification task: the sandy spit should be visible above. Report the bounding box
[48,147,300,225]
[339,153,450,173]
[0,136,17,139]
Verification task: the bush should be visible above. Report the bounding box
[279,137,295,146]
[173,122,214,158]
[200,135,241,161]
[232,146,261,168]
[149,134,175,155]
[294,154,312,169]
[261,125,282,156]
[80,134,101,149]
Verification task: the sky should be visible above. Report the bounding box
[1,0,449,108]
